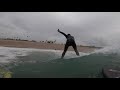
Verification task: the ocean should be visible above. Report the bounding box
[0,46,120,78]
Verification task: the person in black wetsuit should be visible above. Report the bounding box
[58,29,79,58]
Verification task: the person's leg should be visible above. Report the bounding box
[72,43,79,56]
[61,44,69,59]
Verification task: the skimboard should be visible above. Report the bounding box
[102,66,120,78]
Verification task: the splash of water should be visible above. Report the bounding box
[0,46,91,64]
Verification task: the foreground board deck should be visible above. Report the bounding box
[102,66,120,78]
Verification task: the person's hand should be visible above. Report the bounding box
[58,29,60,32]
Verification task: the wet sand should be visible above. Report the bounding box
[0,40,101,53]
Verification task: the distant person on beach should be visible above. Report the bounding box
[58,29,79,58]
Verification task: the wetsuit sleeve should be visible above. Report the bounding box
[59,31,67,38]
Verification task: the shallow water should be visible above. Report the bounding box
[10,53,119,78]
[0,47,120,78]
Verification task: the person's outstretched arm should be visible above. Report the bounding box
[58,29,67,38]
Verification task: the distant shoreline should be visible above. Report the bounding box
[0,39,102,53]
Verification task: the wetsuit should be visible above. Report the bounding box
[58,31,79,58]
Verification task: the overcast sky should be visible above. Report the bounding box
[0,12,120,47]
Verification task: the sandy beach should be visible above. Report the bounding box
[0,39,101,53]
